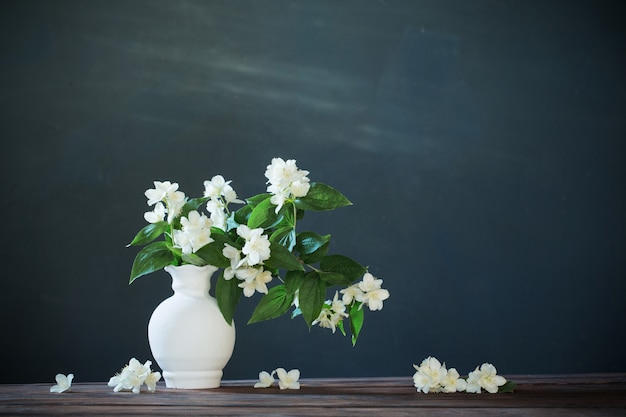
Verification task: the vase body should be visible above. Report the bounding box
[148,264,236,389]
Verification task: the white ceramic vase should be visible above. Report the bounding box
[148,264,236,389]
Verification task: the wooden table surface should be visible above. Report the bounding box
[2,374,625,416]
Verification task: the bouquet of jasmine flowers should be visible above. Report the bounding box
[128,157,389,344]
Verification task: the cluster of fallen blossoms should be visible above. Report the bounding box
[254,368,301,390]
[413,356,512,394]
[107,358,162,393]
[129,157,389,344]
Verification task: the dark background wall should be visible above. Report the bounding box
[1,0,624,384]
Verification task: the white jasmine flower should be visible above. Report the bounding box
[358,272,383,292]
[289,180,310,198]
[204,175,231,199]
[441,367,467,393]
[144,370,162,393]
[180,210,212,231]
[145,181,178,206]
[204,175,244,204]
[268,186,289,213]
[313,307,338,332]
[223,187,243,204]
[353,273,389,311]
[173,230,194,255]
[190,228,213,253]
[275,368,300,390]
[50,373,73,393]
[234,266,260,281]
[206,199,228,231]
[144,181,186,223]
[340,284,364,305]
[361,288,390,311]
[413,356,446,393]
[330,292,349,318]
[144,202,166,223]
[466,363,507,394]
[264,158,310,212]
[237,225,271,266]
[239,269,272,297]
[173,211,214,254]
[166,190,187,223]
[413,371,433,394]
[222,244,242,280]
[313,293,348,333]
[108,358,161,394]
[264,158,301,187]
[122,358,146,394]
[254,370,275,388]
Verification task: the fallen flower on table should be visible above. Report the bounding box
[466,363,507,394]
[254,370,275,388]
[276,368,300,390]
[108,358,161,393]
[412,356,464,393]
[253,368,300,389]
[412,357,513,394]
[50,373,73,393]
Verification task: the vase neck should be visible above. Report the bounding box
[165,264,218,298]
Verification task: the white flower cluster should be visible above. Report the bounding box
[173,210,213,255]
[340,273,390,312]
[143,176,245,255]
[108,358,161,394]
[203,175,243,230]
[311,273,389,333]
[144,181,186,224]
[313,291,349,333]
[254,368,300,390]
[264,157,311,213]
[413,357,507,394]
[222,225,273,297]
[50,373,73,393]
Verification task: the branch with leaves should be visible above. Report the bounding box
[128,158,389,345]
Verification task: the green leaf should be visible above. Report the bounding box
[349,302,365,346]
[182,196,210,215]
[129,241,176,284]
[498,381,516,393]
[215,272,241,325]
[246,193,271,207]
[337,319,346,337]
[247,196,280,229]
[295,182,352,212]
[300,240,330,264]
[270,227,296,251]
[298,272,326,327]
[194,241,230,268]
[229,205,252,229]
[320,255,367,283]
[181,252,206,266]
[295,232,330,255]
[264,242,304,271]
[248,285,294,324]
[284,270,305,296]
[128,221,169,246]
[318,271,351,286]
[248,198,279,229]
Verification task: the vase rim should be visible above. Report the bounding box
[164,264,218,272]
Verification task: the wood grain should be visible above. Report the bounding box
[1,374,625,416]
